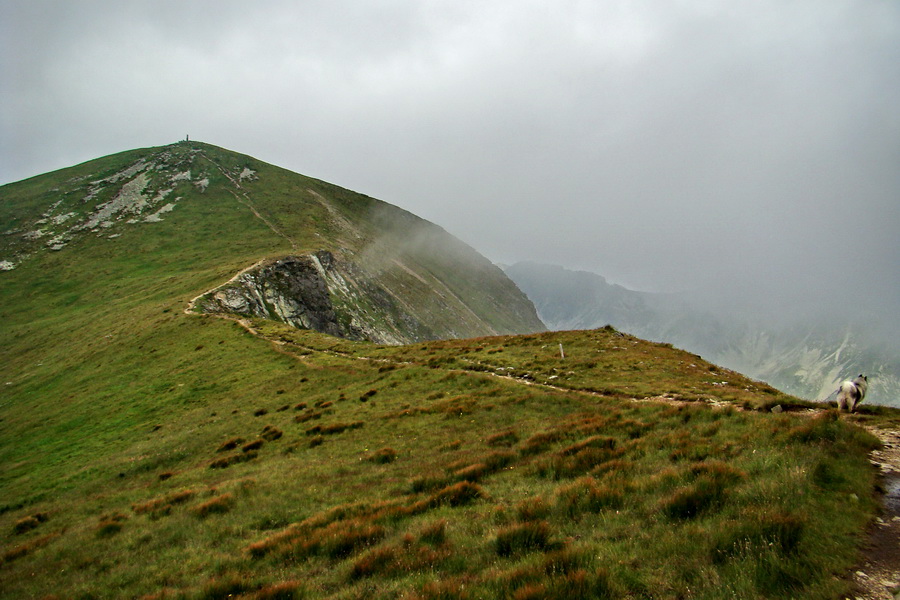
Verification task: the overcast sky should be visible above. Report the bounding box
[2,0,898,326]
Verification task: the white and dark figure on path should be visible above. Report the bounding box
[836,374,868,412]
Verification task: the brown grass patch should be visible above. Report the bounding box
[495,520,557,556]
[305,421,363,436]
[294,410,323,423]
[427,481,486,507]
[519,431,565,456]
[251,580,304,599]
[516,496,552,522]
[366,447,398,464]
[409,472,454,494]
[1,532,60,564]
[190,493,234,519]
[253,518,386,560]
[486,429,519,447]
[350,538,451,580]
[555,476,624,517]
[453,463,490,481]
[132,489,197,516]
[242,439,265,452]
[95,512,128,537]
[404,578,471,600]
[13,512,48,534]
[534,438,623,479]
[210,450,258,469]
[216,437,245,452]
[261,425,283,441]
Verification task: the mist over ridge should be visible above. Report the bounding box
[504,261,900,407]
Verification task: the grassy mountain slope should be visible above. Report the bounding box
[0,141,544,345]
[0,146,894,599]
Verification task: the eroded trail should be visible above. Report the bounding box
[851,424,900,600]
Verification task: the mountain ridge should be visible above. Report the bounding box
[504,260,900,407]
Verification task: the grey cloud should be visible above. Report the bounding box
[2,0,898,333]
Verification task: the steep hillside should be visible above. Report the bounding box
[0,141,544,344]
[504,261,900,407]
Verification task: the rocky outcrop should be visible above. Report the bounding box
[199,251,442,345]
[203,252,348,338]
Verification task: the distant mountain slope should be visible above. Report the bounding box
[0,141,544,343]
[504,261,900,407]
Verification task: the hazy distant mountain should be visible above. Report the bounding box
[504,261,900,407]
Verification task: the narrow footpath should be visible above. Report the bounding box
[851,424,900,600]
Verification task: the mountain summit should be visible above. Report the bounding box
[0,141,544,343]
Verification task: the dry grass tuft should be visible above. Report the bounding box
[247,514,387,561]
[712,509,806,563]
[519,431,564,456]
[216,437,244,452]
[294,410,323,423]
[251,580,304,599]
[554,477,624,517]
[486,429,519,447]
[535,438,623,480]
[409,472,453,494]
[1,532,59,564]
[427,481,486,508]
[495,520,556,556]
[366,447,398,464]
[209,450,258,469]
[350,538,450,580]
[132,489,197,516]
[404,578,470,600]
[190,493,234,519]
[197,573,252,599]
[659,477,729,520]
[305,421,364,436]
[12,512,49,535]
[516,496,552,522]
[418,519,448,546]
[242,439,265,452]
[261,425,283,441]
[95,512,128,537]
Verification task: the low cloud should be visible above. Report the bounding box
[2,0,898,332]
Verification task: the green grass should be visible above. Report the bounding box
[0,142,894,599]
